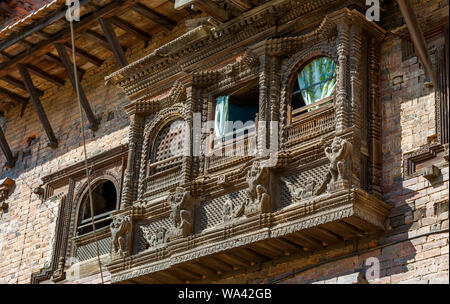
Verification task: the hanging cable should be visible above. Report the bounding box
[69,19,105,284]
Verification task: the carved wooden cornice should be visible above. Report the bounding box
[124,81,187,116]
[105,1,368,97]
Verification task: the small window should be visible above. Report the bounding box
[291,57,336,118]
[214,83,258,146]
[77,180,117,236]
[150,119,187,174]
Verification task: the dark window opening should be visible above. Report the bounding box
[214,83,258,145]
[77,180,117,236]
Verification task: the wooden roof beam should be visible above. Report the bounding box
[0,0,133,75]
[0,76,43,96]
[17,63,58,148]
[42,53,85,76]
[0,126,16,168]
[131,3,177,30]
[63,44,103,67]
[98,18,128,68]
[81,30,113,51]
[26,64,64,86]
[396,0,437,87]
[0,87,28,105]
[108,17,152,42]
[54,43,99,131]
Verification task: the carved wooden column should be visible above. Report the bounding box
[268,56,281,153]
[258,54,270,155]
[349,24,363,188]
[121,114,144,208]
[181,87,194,185]
[335,21,350,133]
[368,37,382,198]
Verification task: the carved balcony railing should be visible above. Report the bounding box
[286,99,335,147]
[206,129,257,172]
[143,155,184,198]
[73,226,111,263]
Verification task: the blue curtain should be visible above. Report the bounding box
[297,57,336,107]
[215,96,229,138]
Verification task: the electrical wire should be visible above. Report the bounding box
[69,19,104,284]
[269,228,449,284]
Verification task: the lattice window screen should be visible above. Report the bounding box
[150,120,187,173]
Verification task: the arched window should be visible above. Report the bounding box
[291,56,336,119]
[77,180,117,236]
[150,119,187,174]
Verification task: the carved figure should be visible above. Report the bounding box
[110,215,131,257]
[167,187,193,238]
[325,137,352,182]
[141,226,168,248]
[245,161,271,216]
[282,177,317,202]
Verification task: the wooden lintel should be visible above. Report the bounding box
[17,63,58,148]
[63,44,103,67]
[26,64,64,86]
[54,43,99,131]
[108,17,152,42]
[131,3,177,30]
[98,18,128,68]
[219,252,250,268]
[0,126,16,168]
[0,87,28,105]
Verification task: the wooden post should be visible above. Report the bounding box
[54,43,99,131]
[17,63,58,148]
[0,126,15,168]
[98,18,128,68]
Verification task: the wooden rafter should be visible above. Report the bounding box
[131,3,177,30]
[396,0,437,87]
[0,87,28,105]
[98,18,128,68]
[63,44,103,67]
[26,64,64,86]
[108,17,152,41]
[54,43,99,131]
[42,53,85,76]
[0,76,43,96]
[0,0,133,76]
[81,30,112,50]
[17,64,58,148]
[0,126,16,168]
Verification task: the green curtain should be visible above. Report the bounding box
[215,95,229,138]
[298,57,336,107]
